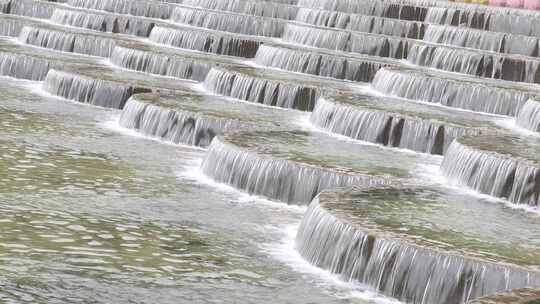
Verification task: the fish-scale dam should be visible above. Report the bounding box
[1,0,540,303]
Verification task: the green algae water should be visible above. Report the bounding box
[3,0,540,303]
[0,78,400,303]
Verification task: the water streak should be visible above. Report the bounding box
[149,26,260,58]
[201,138,388,204]
[183,0,299,19]
[18,26,116,57]
[516,99,540,132]
[66,0,172,19]
[371,68,531,116]
[311,97,478,154]
[6,0,56,19]
[407,43,540,84]
[423,25,540,57]
[170,7,285,37]
[254,45,389,82]
[51,8,156,37]
[42,70,141,109]
[0,52,50,80]
[296,196,540,304]
[119,96,248,147]
[203,68,319,110]
[282,24,408,59]
[109,46,211,81]
[441,139,540,207]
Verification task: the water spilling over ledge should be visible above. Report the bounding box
[3,0,540,301]
[50,8,156,37]
[310,95,493,154]
[66,0,173,19]
[203,68,319,111]
[371,67,534,116]
[18,25,117,57]
[148,26,260,58]
[254,45,395,82]
[516,99,540,132]
[43,70,146,109]
[170,6,286,37]
[0,51,50,80]
[201,129,436,204]
[407,43,540,84]
[109,45,212,81]
[296,185,540,303]
[294,8,425,39]
[5,0,56,19]
[183,0,299,19]
[282,24,409,59]
[296,0,428,20]
[0,14,43,37]
[119,92,296,147]
[201,136,388,204]
[441,134,540,207]
[423,24,540,57]
[424,6,540,37]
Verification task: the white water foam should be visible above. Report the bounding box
[413,159,540,215]
[496,117,540,138]
[261,224,403,304]
[99,115,207,151]
[297,115,444,163]
[177,159,306,213]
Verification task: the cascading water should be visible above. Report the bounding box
[50,9,156,37]
[406,43,540,83]
[296,194,540,304]
[148,26,260,58]
[371,68,531,116]
[347,15,425,39]
[66,0,173,19]
[42,70,142,109]
[0,16,35,37]
[311,97,480,154]
[6,0,56,19]
[109,46,211,81]
[18,26,116,57]
[183,0,299,19]
[0,52,50,80]
[119,96,249,147]
[202,68,319,110]
[516,99,540,132]
[2,0,540,302]
[201,137,388,204]
[441,136,540,207]
[424,6,540,38]
[282,24,408,59]
[423,25,540,57]
[294,8,351,28]
[170,7,285,37]
[254,45,391,82]
[282,24,350,51]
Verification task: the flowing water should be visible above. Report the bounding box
[3,0,540,303]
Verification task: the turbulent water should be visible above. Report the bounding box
[297,194,540,304]
[0,68,376,304]
[3,0,540,303]
[203,68,319,110]
[371,68,532,116]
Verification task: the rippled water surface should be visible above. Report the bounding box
[0,77,396,303]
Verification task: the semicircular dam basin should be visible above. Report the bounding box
[297,184,540,303]
[3,0,540,303]
[201,128,442,204]
[442,133,540,207]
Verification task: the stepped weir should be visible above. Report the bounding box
[2,0,540,303]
